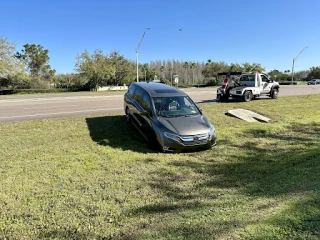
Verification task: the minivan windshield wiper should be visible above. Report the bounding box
[176,113,199,117]
[158,114,175,118]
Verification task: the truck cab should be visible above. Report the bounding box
[217,72,279,102]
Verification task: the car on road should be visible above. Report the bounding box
[124,82,217,153]
[307,79,320,85]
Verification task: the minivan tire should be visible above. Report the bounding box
[125,108,131,123]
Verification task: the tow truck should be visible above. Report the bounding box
[216,72,280,102]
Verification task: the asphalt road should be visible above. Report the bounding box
[0,85,319,123]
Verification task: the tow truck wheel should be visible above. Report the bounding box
[220,93,230,102]
[243,91,253,102]
[270,88,279,99]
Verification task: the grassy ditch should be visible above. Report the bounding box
[0,95,319,239]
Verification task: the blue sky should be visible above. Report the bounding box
[1,0,319,74]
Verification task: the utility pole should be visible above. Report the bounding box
[291,46,308,85]
[136,28,150,82]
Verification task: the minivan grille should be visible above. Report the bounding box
[180,133,209,146]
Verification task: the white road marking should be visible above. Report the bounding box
[0,108,123,119]
[24,105,79,110]
[0,95,123,104]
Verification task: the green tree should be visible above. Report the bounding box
[268,69,282,80]
[54,74,74,90]
[242,62,265,73]
[294,70,309,81]
[268,69,293,81]
[109,51,135,85]
[53,73,89,91]
[229,63,243,72]
[0,37,26,78]
[139,64,158,82]
[202,61,228,80]
[15,44,54,77]
[308,66,320,79]
[75,49,116,91]
[7,72,31,89]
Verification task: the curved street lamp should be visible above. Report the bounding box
[291,46,308,85]
[136,28,150,82]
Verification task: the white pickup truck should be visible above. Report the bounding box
[216,72,280,102]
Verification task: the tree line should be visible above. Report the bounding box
[1,36,319,92]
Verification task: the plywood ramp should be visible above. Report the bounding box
[226,109,271,123]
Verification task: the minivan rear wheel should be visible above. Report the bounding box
[125,108,131,123]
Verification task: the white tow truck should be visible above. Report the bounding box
[216,72,280,102]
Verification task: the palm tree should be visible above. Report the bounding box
[190,62,198,85]
[183,62,189,85]
[142,63,149,81]
[168,67,175,86]
[160,65,165,79]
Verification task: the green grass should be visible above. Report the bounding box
[0,95,319,239]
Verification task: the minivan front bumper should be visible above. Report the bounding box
[160,130,217,153]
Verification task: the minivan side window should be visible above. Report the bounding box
[133,87,144,105]
[128,84,136,97]
[141,93,152,114]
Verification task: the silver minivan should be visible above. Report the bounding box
[124,82,217,152]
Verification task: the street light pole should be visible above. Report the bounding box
[291,46,308,85]
[136,28,150,82]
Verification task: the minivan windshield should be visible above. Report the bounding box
[152,96,200,117]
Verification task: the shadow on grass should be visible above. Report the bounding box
[196,99,218,104]
[85,115,154,153]
[130,122,320,238]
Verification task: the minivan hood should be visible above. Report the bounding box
[158,114,211,135]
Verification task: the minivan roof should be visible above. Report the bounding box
[132,82,187,97]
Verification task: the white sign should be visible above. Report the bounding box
[174,75,179,83]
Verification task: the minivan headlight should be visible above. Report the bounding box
[164,132,181,142]
[209,125,215,139]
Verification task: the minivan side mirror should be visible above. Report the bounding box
[139,110,149,116]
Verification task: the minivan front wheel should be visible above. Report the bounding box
[147,131,162,152]
[125,108,131,123]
